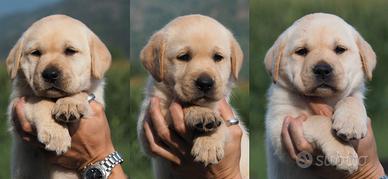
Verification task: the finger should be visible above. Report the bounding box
[299,113,308,121]
[218,99,242,136]
[149,98,188,155]
[89,101,104,116]
[281,116,298,160]
[218,98,244,147]
[13,98,35,135]
[218,98,235,121]
[288,115,314,154]
[21,133,45,148]
[169,102,190,141]
[308,99,334,118]
[144,120,181,165]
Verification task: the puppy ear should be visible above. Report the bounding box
[264,36,285,84]
[89,31,112,80]
[230,36,244,80]
[6,37,24,79]
[355,33,376,81]
[140,31,166,82]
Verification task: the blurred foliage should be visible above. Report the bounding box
[0,62,11,179]
[250,0,388,178]
[129,0,249,178]
[104,60,131,175]
[0,1,131,177]
[130,0,249,80]
[0,60,130,178]
[0,0,130,59]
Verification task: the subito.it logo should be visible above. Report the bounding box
[296,151,313,168]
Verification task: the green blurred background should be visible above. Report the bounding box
[130,0,249,178]
[0,0,130,178]
[251,0,388,178]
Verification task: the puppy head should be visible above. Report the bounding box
[265,13,376,97]
[6,14,111,98]
[141,14,243,104]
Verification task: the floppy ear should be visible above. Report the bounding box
[264,36,285,84]
[230,35,244,80]
[355,33,376,81]
[6,37,24,79]
[89,31,112,80]
[140,31,166,82]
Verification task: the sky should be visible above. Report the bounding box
[0,0,60,17]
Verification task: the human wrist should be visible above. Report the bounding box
[80,145,115,170]
[109,165,127,179]
[214,171,242,179]
[81,150,124,179]
[208,166,241,179]
[346,161,385,179]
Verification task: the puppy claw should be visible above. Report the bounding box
[332,112,367,141]
[332,97,368,141]
[323,144,359,173]
[191,136,224,166]
[52,97,90,123]
[185,108,223,133]
[37,125,71,155]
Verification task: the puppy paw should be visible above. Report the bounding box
[191,136,224,166]
[37,125,71,155]
[333,98,367,141]
[185,107,222,133]
[192,112,222,133]
[52,97,90,123]
[323,143,359,173]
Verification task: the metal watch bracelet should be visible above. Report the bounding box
[82,151,124,179]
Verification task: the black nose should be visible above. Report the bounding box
[42,68,60,83]
[195,74,214,92]
[313,63,333,80]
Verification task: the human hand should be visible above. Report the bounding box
[280,99,385,179]
[142,97,242,179]
[12,97,127,178]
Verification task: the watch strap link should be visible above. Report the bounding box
[99,151,124,172]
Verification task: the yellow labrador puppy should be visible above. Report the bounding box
[265,13,376,178]
[6,15,111,178]
[137,15,249,178]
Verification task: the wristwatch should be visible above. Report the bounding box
[82,151,124,179]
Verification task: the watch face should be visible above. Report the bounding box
[85,168,104,179]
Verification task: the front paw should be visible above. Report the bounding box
[191,136,224,166]
[37,125,71,155]
[185,107,222,133]
[52,97,90,122]
[333,101,367,141]
[322,143,359,173]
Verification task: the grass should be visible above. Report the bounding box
[0,60,130,178]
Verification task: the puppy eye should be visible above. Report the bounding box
[30,50,42,57]
[177,53,191,61]
[295,47,309,56]
[213,54,224,62]
[64,47,78,56]
[334,46,347,54]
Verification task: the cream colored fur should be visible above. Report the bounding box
[137,15,249,179]
[6,15,111,179]
[265,13,376,179]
